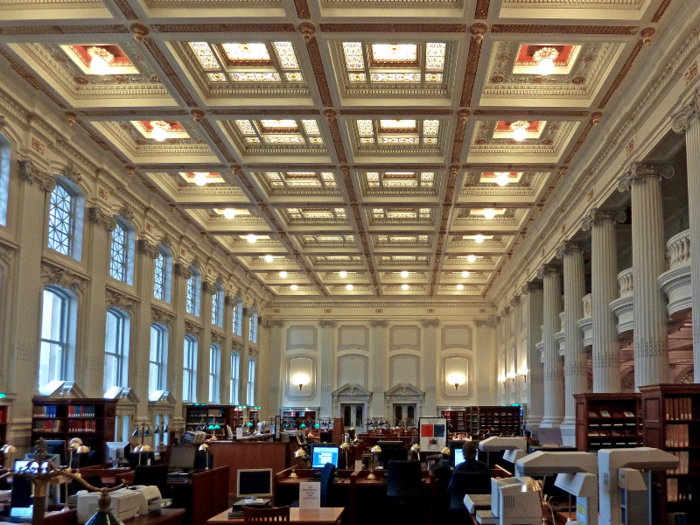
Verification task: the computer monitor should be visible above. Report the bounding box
[319,431,333,444]
[311,445,339,468]
[380,448,407,470]
[14,459,51,474]
[237,469,273,501]
[377,440,403,451]
[169,446,197,470]
[106,442,131,465]
[33,440,66,465]
[449,440,467,466]
[454,449,465,467]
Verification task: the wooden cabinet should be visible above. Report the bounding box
[574,393,641,452]
[184,404,245,438]
[439,407,467,433]
[467,406,522,437]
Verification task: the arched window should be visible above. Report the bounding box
[48,179,84,260]
[186,268,201,316]
[247,358,256,405]
[212,284,224,328]
[248,308,258,343]
[154,246,172,303]
[104,308,130,394]
[230,350,240,405]
[209,344,221,403]
[110,218,135,284]
[183,335,198,402]
[39,287,77,390]
[149,323,168,397]
[0,133,10,226]
[232,297,242,336]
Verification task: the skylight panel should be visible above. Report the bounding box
[357,120,373,136]
[349,73,367,82]
[236,120,256,135]
[272,42,299,69]
[208,73,227,82]
[425,43,446,71]
[285,73,303,82]
[221,43,270,62]
[190,42,220,70]
[230,73,280,82]
[260,119,298,129]
[371,44,417,62]
[371,73,420,82]
[263,136,304,144]
[380,119,416,130]
[302,120,321,135]
[343,43,365,70]
[423,120,439,136]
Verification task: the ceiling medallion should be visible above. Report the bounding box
[239,43,252,53]
[87,46,115,75]
[509,121,530,142]
[491,75,504,83]
[572,76,586,84]
[532,47,559,76]
[150,121,171,142]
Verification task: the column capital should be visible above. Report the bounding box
[555,241,584,259]
[137,238,160,259]
[521,281,543,295]
[422,318,439,327]
[201,280,217,295]
[581,208,627,231]
[88,206,117,232]
[371,320,387,328]
[618,162,675,192]
[174,262,192,280]
[18,159,56,192]
[509,295,520,309]
[320,320,336,328]
[500,306,510,316]
[224,294,237,306]
[475,317,497,327]
[263,319,284,328]
[537,264,560,279]
[671,89,699,134]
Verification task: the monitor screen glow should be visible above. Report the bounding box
[14,460,50,474]
[454,449,465,467]
[237,469,273,499]
[311,446,339,468]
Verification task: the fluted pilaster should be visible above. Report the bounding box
[370,320,387,417]
[539,266,564,429]
[319,320,335,416]
[619,162,674,387]
[266,320,284,416]
[583,209,626,392]
[422,319,439,415]
[523,283,544,434]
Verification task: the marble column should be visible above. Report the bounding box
[558,242,588,445]
[619,163,674,387]
[422,319,439,416]
[198,281,214,403]
[370,320,387,417]
[509,297,521,404]
[522,282,544,435]
[319,321,335,417]
[476,318,497,405]
[170,263,190,428]
[265,320,284,417]
[7,160,55,445]
[539,265,564,430]
[221,295,235,405]
[672,93,700,381]
[84,206,116,397]
[582,209,626,392]
[240,306,251,404]
[133,240,159,420]
[500,307,510,404]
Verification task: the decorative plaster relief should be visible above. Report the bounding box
[441,325,473,350]
[337,354,369,389]
[390,325,421,351]
[286,325,318,350]
[338,325,369,351]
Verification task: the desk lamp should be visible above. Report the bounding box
[340,443,350,469]
[410,444,421,460]
[198,443,210,470]
[367,445,381,480]
[291,449,307,478]
[2,443,17,469]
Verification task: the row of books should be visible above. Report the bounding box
[587,410,636,418]
[666,424,691,448]
[68,420,98,432]
[668,451,691,475]
[587,428,638,437]
[34,405,59,418]
[68,405,97,418]
[33,420,61,431]
[666,397,694,421]
[667,478,695,503]
[0,408,7,424]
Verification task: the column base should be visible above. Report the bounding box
[538,416,562,429]
[560,419,577,447]
[524,416,542,439]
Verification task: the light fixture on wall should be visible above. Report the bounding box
[447,373,466,391]
[290,284,298,291]
[246,234,257,243]
[293,374,309,391]
[467,255,477,263]
[506,372,516,382]
[400,271,409,278]
[346,284,354,290]
[339,271,348,278]
[518,366,529,382]
[498,374,506,383]
[401,284,409,290]
[461,271,470,277]
[456,284,464,291]
[279,271,288,278]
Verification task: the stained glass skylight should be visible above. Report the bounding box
[286,208,348,220]
[372,208,431,219]
[342,42,446,85]
[264,171,337,190]
[233,119,324,146]
[355,119,441,147]
[365,171,435,189]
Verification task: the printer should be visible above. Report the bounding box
[476,477,543,525]
[77,488,142,523]
[130,486,172,515]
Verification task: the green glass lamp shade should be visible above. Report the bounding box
[300,424,306,429]
[214,424,221,430]
[207,424,215,430]
[314,424,320,429]
[247,422,253,427]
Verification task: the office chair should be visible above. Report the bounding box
[194,451,213,470]
[381,448,407,470]
[320,463,335,507]
[242,506,290,524]
[449,471,491,512]
[133,464,169,495]
[387,460,423,525]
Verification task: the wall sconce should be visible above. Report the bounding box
[498,375,506,383]
[506,372,516,382]
[447,373,466,391]
[293,374,310,391]
[518,366,529,382]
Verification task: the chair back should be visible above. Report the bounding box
[386,460,422,499]
[320,463,335,507]
[242,506,290,523]
[449,471,491,511]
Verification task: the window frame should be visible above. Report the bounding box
[103,307,130,394]
[209,343,221,403]
[232,297,243,336]
[149,323,169,397]
[248,309,258,343]
[0,134,10,226]
[186,268,201,317]
[212,284,224,328]
[109,218,135,285]
[39,286,77,390]
[153,246,172,303]
[183,334,198,402]
[47,179,84,261]
[230,350,240,405]
[247,357,255,405]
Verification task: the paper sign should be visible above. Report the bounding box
[355,460,363,472]
[299,482,321,509]
[236,427,244,438]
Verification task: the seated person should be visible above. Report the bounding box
[455,442,490,476]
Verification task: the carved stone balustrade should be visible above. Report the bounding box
[578,293,593,348]
[611,267,634,334]
[659,229,691,317]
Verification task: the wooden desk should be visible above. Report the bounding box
[208,507,343,525]
[166,467,229,525]
[126,509,185,525]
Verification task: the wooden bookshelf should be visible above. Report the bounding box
[281,408,318,430]
[574,393,641,452]
[640,383,700,525]
[469,406,522,437]
[0,404,8,447]
[439,407,467,433]
[184,404,242,438]
[31,397,116,463]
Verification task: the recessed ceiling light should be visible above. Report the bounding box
[495,173,510,186]
[467,255,477,263]
[346,284,354,291]
[246,234,257,243]
[510,121,529,142]
[223,208,237,219]
[462,271,470,278]
[534,47,558,76]
[474,234,485,243]
[483,209,496,220]
[264,255,274,263]
[151,122,168,142]
[400,271,409,278]
[401,284,409,291]
[291,284,298,291]
[339,271,348,278]
[279,271,288,278]
[87,47,113,75]
[457,284,464,291]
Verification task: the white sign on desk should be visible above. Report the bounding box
[299,481,321,509]
[236,427,244,438]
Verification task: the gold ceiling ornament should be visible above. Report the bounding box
[509,120,530,142]
[532,47,559,76]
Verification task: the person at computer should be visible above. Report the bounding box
[449,441,490,488]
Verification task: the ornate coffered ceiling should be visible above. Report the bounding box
[0,0,679,299]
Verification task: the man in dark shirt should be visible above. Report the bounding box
[454,441,491,476]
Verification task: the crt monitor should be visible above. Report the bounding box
[311,446,339,468]
[32,440,66,465]
[454,449,465,467]
[106,442,131,465]
[449,440,467,466]
[169,446,197,470]
[237,469,273,500]
[319,431,333,444]
[377,441,403,451]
